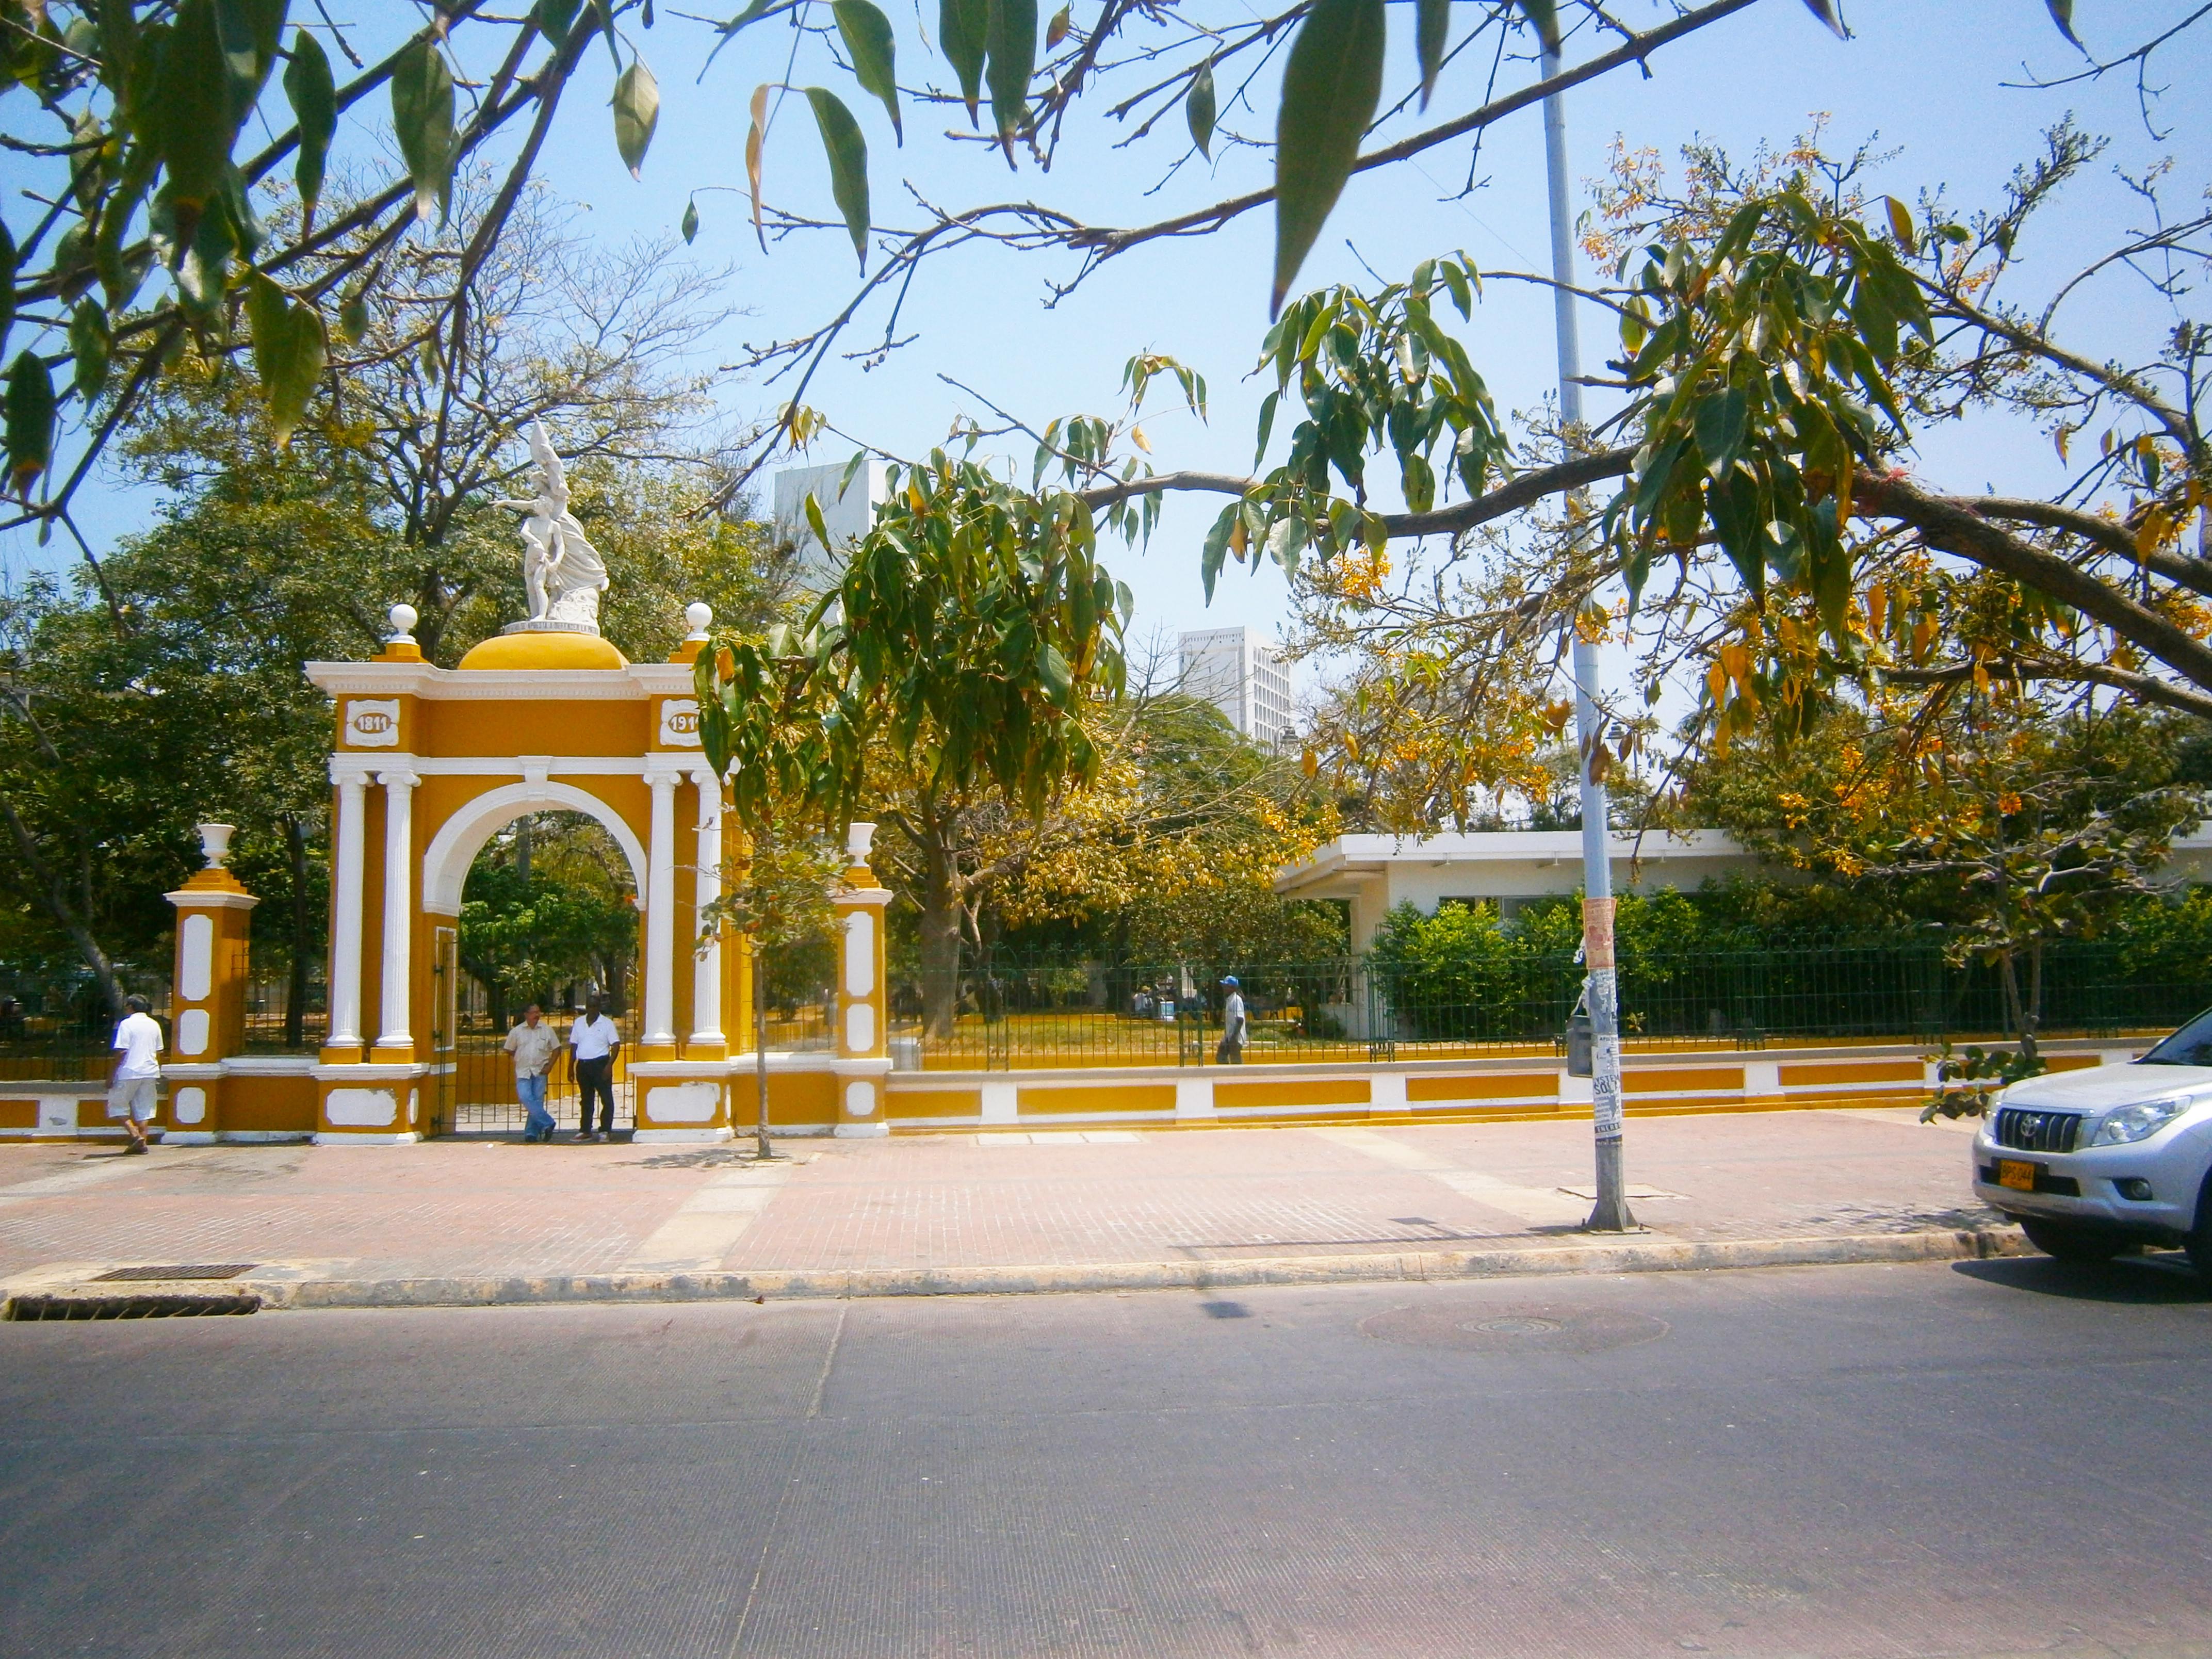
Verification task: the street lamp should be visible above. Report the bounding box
[1542,39,1633,1232]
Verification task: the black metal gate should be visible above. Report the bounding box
[427,936,634,1138]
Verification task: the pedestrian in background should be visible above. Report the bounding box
[1215,975,1248,1065]
[504,1004,561,1143]
[107,994,164,1153]
[571,995,621,1143]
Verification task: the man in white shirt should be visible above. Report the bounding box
[570,995,622,1142]
[107,995,164,1153]
[503,1005,562,1143]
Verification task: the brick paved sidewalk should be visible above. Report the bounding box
[0,1109,1995,1292]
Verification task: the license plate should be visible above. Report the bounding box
[1996,1159,2039,1192]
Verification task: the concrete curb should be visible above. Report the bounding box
[45,1226,2029,1312]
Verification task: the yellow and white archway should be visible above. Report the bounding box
[293,604,890,1145]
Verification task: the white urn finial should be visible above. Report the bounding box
[197,823,236,868]
[684,601,713,639]
[388,603,419,642]
[846,821,876,866]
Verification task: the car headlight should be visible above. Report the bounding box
[2088,1095,2199,1146]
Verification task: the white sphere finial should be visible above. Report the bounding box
[389,603,419,640]
[197,823,236,869]
[684,601,713,639]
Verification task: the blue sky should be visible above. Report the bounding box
[9,0,2206,685]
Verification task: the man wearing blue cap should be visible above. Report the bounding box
[1215,976,1247,1065]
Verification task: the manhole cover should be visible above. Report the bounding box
[91,1264,257,1282]
[1361,1303,1667,1354]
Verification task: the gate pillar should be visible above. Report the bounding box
[162,824,257,1145]
[832,822,893,1138]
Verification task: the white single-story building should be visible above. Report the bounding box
[1275,828,2212,951]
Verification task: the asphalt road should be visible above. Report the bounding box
[3,1258,2209,1659]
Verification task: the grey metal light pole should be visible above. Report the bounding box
[1543,41,1633,1231]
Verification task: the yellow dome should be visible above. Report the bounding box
[457,630,630,671]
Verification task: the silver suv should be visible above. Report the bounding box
[1973,1012,2212,1276]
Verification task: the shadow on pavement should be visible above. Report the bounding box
[1953,1252,2210,1303]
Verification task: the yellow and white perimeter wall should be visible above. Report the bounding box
[0,614,2161,1144]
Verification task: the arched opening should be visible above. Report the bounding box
[432,810,640,1138]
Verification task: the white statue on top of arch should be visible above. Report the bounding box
[494,420,610,631]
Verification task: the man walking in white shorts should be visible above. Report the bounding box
[107,995,164,1153]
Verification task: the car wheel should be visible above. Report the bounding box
[2019,1217,2133,1263]
[2188,1175,2212,1283]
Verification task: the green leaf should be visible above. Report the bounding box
[1253,388,1278,468]
[612,55,660,178]
[5,349,56,493]
[156,0,240,210]
[98,0,141,106]
[984,0,1036,156]
[1439,257,1471,318]
[1270,0,1384,317]
[1514,0,1556,51]
[804,87,871,272]
[533,0,584,44]
[283,27,336,217]
[246,272,327,445]
[834,0,901,143]
[391,37,457,223]
[0,221,14,355]
[175,190,238,316]
[1199,499,1240,600]
[214,0,286,123]
[940,0,987,123]
[1045,4,1070,47]
[1695,386,1747,477]
[2044,0,2078,45]
[70,300,110,402]
[1186,57,1215,159]
[1416,0,1448,108]
[1800,0,1846,38]
[681,197,700,243]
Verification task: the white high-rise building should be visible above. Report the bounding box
[772,460,890,586]
[1179,627,1296,747]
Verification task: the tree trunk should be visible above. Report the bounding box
[1,792,124,1015]
[754,926,773,1160]
[2021,938,2043,1063]
[919,825,963,1042]
[1997,948,2025,1051]
[286,816,313,1049]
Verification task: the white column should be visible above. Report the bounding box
[643,762,681,1045]
[376,768,419,1049]
[329,761,368,1048]
[689,765,724,1045]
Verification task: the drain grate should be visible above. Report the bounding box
[90,1263,257,1282]
[5,1292,261,1321]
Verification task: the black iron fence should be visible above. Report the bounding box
[241,957,327,1053]
[893,938,2212,1069]
[5,933,2206,1081]
[0,967,169,1083]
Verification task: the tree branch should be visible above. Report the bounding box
[1884,657,2212,722]
[1063,0,1758,263]
[1856,470,2212,699]
[1072,446,1636,538]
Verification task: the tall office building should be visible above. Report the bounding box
[1179,627,1296,747]
[771,460,890,586]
